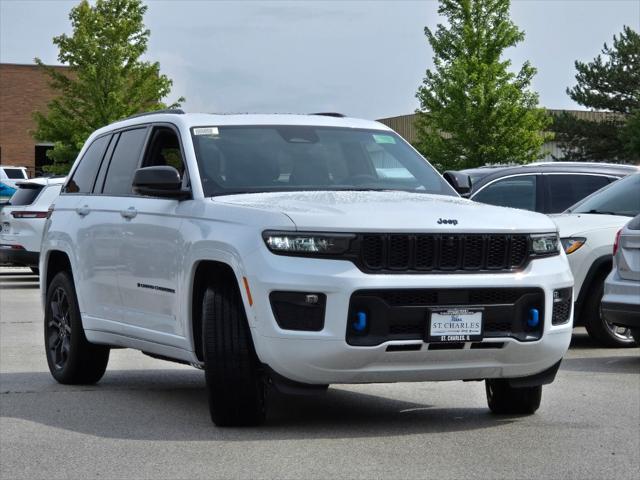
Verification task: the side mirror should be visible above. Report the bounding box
[443,171,472,196]
[132,166,189,199]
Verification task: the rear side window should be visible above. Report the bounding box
[65,135,111,194]
[102,128,148,195]
[545,174,610,213]
[3,168,27,179]
[473,175,537,211]
[8,185,43,206]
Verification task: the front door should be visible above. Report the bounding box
[116,126,189,346]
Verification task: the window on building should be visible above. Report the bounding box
[35,145,54,175]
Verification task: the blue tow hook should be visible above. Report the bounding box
[528,308,540,328]
[352,311,367,332]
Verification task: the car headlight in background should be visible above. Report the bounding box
[263,231,355,255]
[530,233,560,255]
[560,237,586,255]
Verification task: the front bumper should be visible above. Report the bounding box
[0,245,39,267]
[242,250,574,385]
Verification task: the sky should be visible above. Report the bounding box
[1,0,639,120]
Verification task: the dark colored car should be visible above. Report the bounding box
[444,162,639,214]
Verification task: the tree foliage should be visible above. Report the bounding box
[33,0,184,173]
[553,26,640,162]
[415,0,551,171]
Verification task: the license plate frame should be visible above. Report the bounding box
[427,308,484,343]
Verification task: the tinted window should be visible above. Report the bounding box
[473,175,537,211]
[4,168,27,179]
[142,127,184,174]
[191,126,456,197]
[65,135,111,193]
[102,128,148,195]
[545,174,611,213]
[8,184,43,206]
[571,173,640,217]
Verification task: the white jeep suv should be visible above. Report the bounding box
[40,111,573,426]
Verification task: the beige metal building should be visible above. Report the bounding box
[376,110,618,162]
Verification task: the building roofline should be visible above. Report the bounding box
[0,62,70,69]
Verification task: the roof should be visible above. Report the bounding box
[16,177,66,187]
[459,162,640,193]
[91,112,391,139]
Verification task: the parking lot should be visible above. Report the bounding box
[0,266,638,479]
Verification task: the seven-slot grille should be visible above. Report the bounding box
[359,233,529,273]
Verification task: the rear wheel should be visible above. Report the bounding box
[44,271,110,384]
[584,273,636,347]
[202,281,266,426]
[486,379,542,415]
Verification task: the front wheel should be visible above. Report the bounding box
[202,282,266,426]
[44,271,110,384]
[485,379,542,415]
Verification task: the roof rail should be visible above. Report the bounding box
[122,108,185,121]
[310,112,346,118]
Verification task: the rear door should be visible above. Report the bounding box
[542,174,612,213]
[66,132,124,325]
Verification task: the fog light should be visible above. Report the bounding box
[270,291,326,331]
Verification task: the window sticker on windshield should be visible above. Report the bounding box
[193,127,219,136]
[373,134,396,144]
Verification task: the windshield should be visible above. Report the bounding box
[191,126,457,197]
[568,173,640,217]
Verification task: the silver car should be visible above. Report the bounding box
[602,214,640,344]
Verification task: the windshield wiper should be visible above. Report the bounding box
[583,209,620,216]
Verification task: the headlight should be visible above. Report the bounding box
[263,231,355,255]
[530,233,560,255]
[561,237,586,255]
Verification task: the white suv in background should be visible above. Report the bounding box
[553,174,640,347]
[40,111,573,426]
[0,165,29,201]
[0,177,64,273]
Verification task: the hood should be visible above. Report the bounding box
[551,213,631,237]
[213,191,557,233]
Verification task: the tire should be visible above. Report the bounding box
[202,281,266,426]
[584,273,636,347]
[30,267,39,275]
[486,379,542,415]
[44,271,110,384]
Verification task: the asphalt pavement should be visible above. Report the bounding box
[1,267,639,479]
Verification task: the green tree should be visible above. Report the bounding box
[415,0,551,171]
[553,26,640,162]
[33,0,184,174]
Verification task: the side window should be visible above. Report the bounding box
[473,175,537,211]
[102,128,148,195]
[64,135,111,194]
[141,127,184,174]
[545,174,611,213]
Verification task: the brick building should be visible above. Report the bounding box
[0,63,69,176]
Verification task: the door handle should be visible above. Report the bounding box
[120,207,138,219]
[76,205,90,217]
